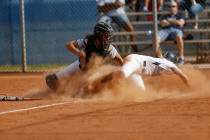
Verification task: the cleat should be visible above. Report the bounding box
[45,74,59,90]
[177,58,185,65]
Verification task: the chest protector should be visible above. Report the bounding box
[84,35,110,63]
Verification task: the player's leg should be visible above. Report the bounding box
[174,29,184,64]
[158,0,164,11]
[130,73,145,91]
[56,60,81,79]
[120,56,141,77]
[143,0,150,11]
[156,29,170,57]
[46,60,80,90]
[111,12,138,52]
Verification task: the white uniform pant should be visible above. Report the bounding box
[121,59,145,91]
[56,60,81,80]
[130,74,145,91]
[121,59,142,78]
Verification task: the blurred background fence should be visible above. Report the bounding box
[0,0,210,72]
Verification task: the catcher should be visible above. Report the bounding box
[45,22,123,91]
[84,52,189,93]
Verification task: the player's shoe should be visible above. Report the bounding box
[45,73,59,91]
[177,58,185,65]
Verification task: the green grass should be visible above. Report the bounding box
[0,64,68,72]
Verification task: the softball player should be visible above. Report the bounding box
[45,22,123,91]
[86,53,189,92]
[96,0,138,52]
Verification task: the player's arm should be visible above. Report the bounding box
[171,67,190,87]
[66,41,85,58]
[109,45,124,65]
[167,18,185,28]
[160,15,171,27]
[114,52,124,66]
[160,19,171,27]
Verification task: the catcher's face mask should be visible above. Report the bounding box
[99,32,112,51]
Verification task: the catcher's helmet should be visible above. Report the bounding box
[94,22,114,50]
[164,51,177,63]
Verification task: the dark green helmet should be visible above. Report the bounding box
[94,22,114,50]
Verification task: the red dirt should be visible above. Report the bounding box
[0,70,210,140]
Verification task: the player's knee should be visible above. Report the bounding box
[130,74,145,91]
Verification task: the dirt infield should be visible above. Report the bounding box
[0,69,210,140]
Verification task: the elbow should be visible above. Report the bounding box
[65,42,70,49]
[66,41,74,51]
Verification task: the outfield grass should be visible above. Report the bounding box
[0,64,68,72]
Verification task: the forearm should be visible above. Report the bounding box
[171,67,189,87]
[179,72,189,86]
[160,19,170,27]
[167,19,185,27]
[114,54,124,66]
[66,41,81,57]
[160,22,168,27]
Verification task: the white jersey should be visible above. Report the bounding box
[96,0,126,16]
[121,54,178,77]
[56,38,119,80]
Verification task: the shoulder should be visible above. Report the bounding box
[74,38,88,49]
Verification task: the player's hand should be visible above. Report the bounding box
[78,51,86,69]
[78,51,86,58]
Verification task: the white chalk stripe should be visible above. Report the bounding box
[0,101,73,116]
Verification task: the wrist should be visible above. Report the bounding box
[77,51,82,57]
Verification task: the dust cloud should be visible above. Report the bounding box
[25,57,210,102]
